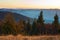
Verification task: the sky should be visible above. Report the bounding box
[0,0,60,9]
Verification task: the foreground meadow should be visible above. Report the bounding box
[0,35,60,40]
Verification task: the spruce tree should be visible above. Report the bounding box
[53,14,59,34]
[53,14,59,27]
[25,19,32,35]
[37,11,45,35]
[37,11,44,25]
[32,18,39,35]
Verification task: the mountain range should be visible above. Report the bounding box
[0,9,60,23]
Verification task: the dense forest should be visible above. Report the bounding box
[0,11,60,36]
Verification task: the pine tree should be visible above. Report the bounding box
[24,19,32,35]
[37,11,45,35]
[52,14,59,34]
[37,11,44,25]
[53,14,59,27]
[31,18,39,35]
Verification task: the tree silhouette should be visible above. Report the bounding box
[52,14,59,34]
[24,19,32,35]
[37,11,45,35]
[31,18,39,35]
[37,11,44,25]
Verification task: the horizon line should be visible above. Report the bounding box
[0,8,60,9]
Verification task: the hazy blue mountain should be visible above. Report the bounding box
[0,11,32,22]
[0,9,60,23]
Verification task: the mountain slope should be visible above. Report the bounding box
[0,11,32,22]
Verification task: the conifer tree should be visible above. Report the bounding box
[37,11,44,25]
[37,11,45,35]
[32,18,39,35]
[52,14,59,34]
[25,19,32,35]
[53,14,59,27]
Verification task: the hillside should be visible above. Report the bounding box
[0,11,32,22]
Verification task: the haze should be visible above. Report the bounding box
[0,0,60,9]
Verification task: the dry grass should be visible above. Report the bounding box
[0,35,60,40]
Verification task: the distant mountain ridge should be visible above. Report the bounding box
[0,9,60,23]
[0,11,32,22]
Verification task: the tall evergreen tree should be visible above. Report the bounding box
[37,11,44,25]
[53,14,59,27]
[37,11,45,35]
[52,14,59,34]
[31,18,39,35]
[25,19,32,35]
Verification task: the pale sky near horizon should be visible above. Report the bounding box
[0,0,60,9]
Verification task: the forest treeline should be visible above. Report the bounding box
[0,11,60,36]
